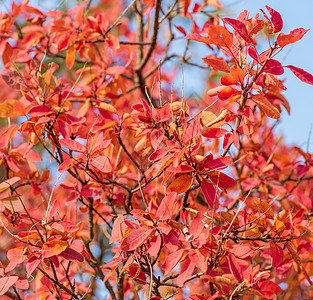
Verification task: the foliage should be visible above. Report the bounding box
[0,0,313,299]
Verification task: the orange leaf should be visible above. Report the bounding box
[251,94,280,119]
[207,25,233,48]
[42,240,68,258]
[202,56,230,73]
[66,45,77,70]
[167,174,193,194]
[0,99,25,117]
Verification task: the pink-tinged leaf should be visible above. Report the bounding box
[265,6,283,33]
[148,235,162,256]
[0,177,20,193]
[0,126,18,150]
[185,33,212,44]
[110,215,125,244]
[13,276,29,290]
[162,249,185,276]
[59,139,86,153]
[167,174,193,194]
[270,241,283,267]
[177,258,195,287]
[228,253,243,282]
[202,56,230,73]
[121,227,154,251]
[263,59,284,75]
[59,247,84,262]
[255,280,282,299]
[241,177,261,191]
[151,128,165,150]
[285,65,313,85]
[224,18,254,44]
[237,123,253,135]
[26,256,42,278]
[156,192,177,221]
[42,240,68,258]
[0,276,19,295]
[204,156,233,171]
[277,28,310,48]
[189,249,208,272]
[251,94,280,119]
[90,156,112,173]
[7,247,27,264]
[202,128,228,138]
[201,179,218,209]
[190,212,204,239]
[106,65,126,76]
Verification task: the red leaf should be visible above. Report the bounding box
[156,192,178,221]
[90,156,112,173]
[270,241,283,267]
[224,18,254,44]
[177,258,195,287]
[265,6,283,33]
[7,247,26,264]
[277,28,310,48]
[59,139,86,153]
[202,56,230,73]
[228,253,243,282]
[28,105,53,117]
[106,65,126,76]
[59,247,84,262]
[255,280,282,299]
[201,179,219,209]
[218,87,239,100]
[285,65,313,85]
[174,25,186,36]
[0,276,19,295]
[202,128,228,138]
[167,165,194,173]
[263,59,284,75]
[121,227,154,251]
[204,156,233,171]
[162,249,186,276]
[208,171,236,190]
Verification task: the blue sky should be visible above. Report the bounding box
[225,0,313,149]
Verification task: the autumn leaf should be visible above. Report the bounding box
[285,65,313,85]
[0,276,19,295]
[66,45,77,69]
[202,56,230,73]
[167,174,193,194]
[251,94,280,119]
[277,28,310,48]
[0,177,20,193]
[207,25,233,48]
[121,227,154,251]
[42,240,68,258]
